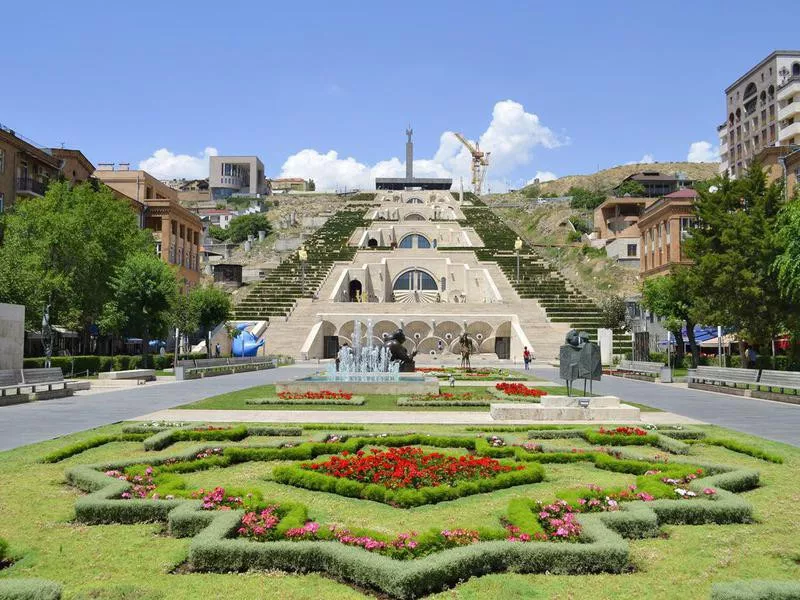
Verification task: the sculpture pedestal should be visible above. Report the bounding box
[489,395,640,422]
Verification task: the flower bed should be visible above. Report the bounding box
[277,390,353,400]
[303,446,523,489]
[246,396,365,406]
[598,426,648,437]
[495,382,547,397]
[397,391,494,407]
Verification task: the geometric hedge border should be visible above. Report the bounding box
[63,433,760,599]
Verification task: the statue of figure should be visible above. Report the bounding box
[385,329,417,372]
[41,303,53,368]
[559,329,602,396]
[458,332,475,370]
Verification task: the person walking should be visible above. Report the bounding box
[523,346,532,370]
[215,343,221,358]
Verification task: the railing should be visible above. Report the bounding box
[16,177,48,196]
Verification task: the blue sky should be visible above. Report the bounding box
[2,1,797,191]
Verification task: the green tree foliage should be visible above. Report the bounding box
[306,179,316,191]
[0,181,152,329]
[641,268,698,366]
[568,186,607,210]
[104,253,178,356]
[615,180,646,197]
[598,295,628,330]
[208,225,230,241]
[522,184,541,199]
[227,213,272,243]
[189,284,232,356]
[773,188,800,303]
[684,165,789,356]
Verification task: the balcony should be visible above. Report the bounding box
[16,177,48,196]
[777,77,800,100]
[778,121,800,143]
[778,99,800,122]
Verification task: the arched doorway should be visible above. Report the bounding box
[367,238,378,248]
[398,233,431,249]
[348,279,362,302]
[392,269,438,303]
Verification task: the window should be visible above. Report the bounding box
[398,233,431,248]
[627,244,637,257]
[0,149,4,173]
[393,270,438,291]
[793,63,800,77]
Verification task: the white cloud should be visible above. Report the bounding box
[625,153,655,166]
[279,99,565,192]
[138,147,218,180]
[687,141,720,163]
[531,171,557,183]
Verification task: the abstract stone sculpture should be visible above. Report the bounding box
[559,329,602,396]
[385,329,417,372]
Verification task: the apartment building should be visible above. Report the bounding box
[94,164,203,287]
[718,51,800,178]
[0,124,62,212]
[593,196,657,267]
[209,156,268,202]
[638,189,698,278]
[50,148,95,185]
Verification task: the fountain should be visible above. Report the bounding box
[276,318,438,395]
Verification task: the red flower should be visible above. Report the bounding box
[495,382,547,397]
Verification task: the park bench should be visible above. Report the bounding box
[1,368,72,405]
[98,369,156,384]
[755,369,800,395]
[616,359,664,377]
[20,368,67,392]
[687,366,759,389]
[175,356,277,381]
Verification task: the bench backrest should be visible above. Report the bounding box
[694,366,759,383]
[0,369,21,386]
[758,369,800,388]
[21,367,65,384]
[194,358,228,368]
[619,360,663,371]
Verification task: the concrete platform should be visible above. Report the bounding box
[489,395,641,421]
[276,375,439,396]
[98,369,156,381]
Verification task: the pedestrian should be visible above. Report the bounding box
[523,346,531,370]
[448,374,456,388]
[746,346,757,369]
[215,342,221,358]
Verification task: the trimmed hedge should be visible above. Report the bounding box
[245,397,365,406]
[0,537,7,561]
[0,579,63,600]
[22,353,206,375]
[396,399,492,407]
[702,438,783,463]
[272,462,545,508]
[61,431,763,600]
[525,428,690,454]
[303,424,365,431]
[711,580,800,599]
[40,433,149,463]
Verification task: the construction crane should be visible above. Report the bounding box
[453,132,490,195]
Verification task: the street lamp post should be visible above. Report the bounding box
[514,237,523,283]
[298,245,308,295]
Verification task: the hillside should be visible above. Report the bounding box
[531,161,720,196]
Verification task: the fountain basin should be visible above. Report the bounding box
[277,374,439,396]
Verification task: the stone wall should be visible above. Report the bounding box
[0,303,25,370]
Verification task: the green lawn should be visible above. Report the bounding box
[0,422,796,599]
[176,384,578,411]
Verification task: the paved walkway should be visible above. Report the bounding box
[530,366,800,446]
[133,408,701,426]
[0,366,315,452]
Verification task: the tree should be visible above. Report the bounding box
[226,213,272,244]
[615,180,646,197]
[97,301,127,357]
[169,293,199,361]
[106,253,178,361]
[684,164,789,362]
[0,181,152,331]
[208,225,230,241]
[189,285,232,357]
[568,186,607,210]
[522,184,541,199]
[641,268,699,366]
[598,295,628,330]
[772,187,800,303]
[306,179,316,191]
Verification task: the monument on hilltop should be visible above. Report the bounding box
[376,127,452,191]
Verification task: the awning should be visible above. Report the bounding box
[699,334,738,348]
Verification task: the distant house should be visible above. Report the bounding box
[613,171,693,198]
[270,177,310,192]
[638,188,699,278]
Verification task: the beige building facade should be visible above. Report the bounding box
[719,50,800,177]
[638,189,698,278]
[94,165,203,287]
[0,125,62,212]
[209,156,267,202]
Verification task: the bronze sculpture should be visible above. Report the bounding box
[385,329,417,372]
[458,332,474,370]
[559,329,602,396]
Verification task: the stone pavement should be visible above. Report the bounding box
[0,365,316,452]
[531,366,800,446]
[132,408,701,426]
